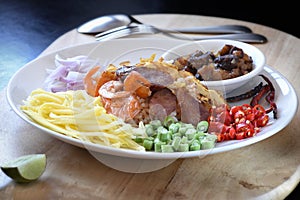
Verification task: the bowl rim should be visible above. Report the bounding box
[161,39,266,87]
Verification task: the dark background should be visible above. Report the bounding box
[0,0,298,199]
[0,0,299,89]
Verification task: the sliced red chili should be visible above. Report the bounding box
[230,105,242,116]
[255,115,269,127]
[208,103,271,142]
[241,104,252,113]
[235,132,245,140]
[234,110,245,120]
[228,127,236,139]
[235,122,255,138]
[217,133,225,142]
[246,113,255,121]
[236,122,250,132]
[245,127,255,137]
[253,104,266,118]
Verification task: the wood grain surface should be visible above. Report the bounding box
[0,14,299,200]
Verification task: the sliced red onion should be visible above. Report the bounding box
[44,54,98,92]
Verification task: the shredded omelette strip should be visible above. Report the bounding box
[20,89,145,151]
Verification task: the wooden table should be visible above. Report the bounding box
[0,14,299,199]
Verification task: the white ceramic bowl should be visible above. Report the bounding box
[161,39,266,94]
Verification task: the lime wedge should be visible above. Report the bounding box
[1,154,46,183]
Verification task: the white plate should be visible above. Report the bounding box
[6,38,298,172]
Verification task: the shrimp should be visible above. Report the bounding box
[123,71,151,98]
[84,65,117,97]
[98,80,130,99]
[98,80,142,121]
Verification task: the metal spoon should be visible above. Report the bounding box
[77,14,253,35]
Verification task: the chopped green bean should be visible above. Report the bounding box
[150,119,162,129]
[172,136,181,151]
[161,144,174,153]
[200,139,215,150]
[154,141,166,152]
[163,116,178,128]
[185,128,196,140]
[143,139,153,150]
[154,137,160,144]
[190,140,201,151]
[160,131,171,142]
[179,126,188,135]
[184,123,195,129]
[206,134,218,141]
[197,121,209,132]
[145,124,155,136]
[172,132,182,139]
[178,143,189,152]
[180,136,188,144]
[194,132,205,140]
[169,123,180,133]
[157,126,168,135]
[134,137,144,143]
[141,116,215,152]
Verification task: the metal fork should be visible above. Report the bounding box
[126,14,253,34]
[95,24,267,43]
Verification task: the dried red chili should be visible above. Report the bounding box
[226,74,278,119]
